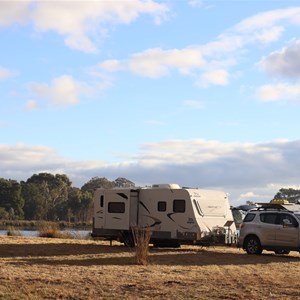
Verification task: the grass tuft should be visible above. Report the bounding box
[132,226,151,265]
[6,227,22,237]
[38,222,62,238]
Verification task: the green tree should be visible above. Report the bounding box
[66,187,93,222]
[22,182,48,220]
[79,190,93,222]
[113,177,135,188]
[81,176,135,192]
[273,188,300,203]
[81,177,114,192]
[0,207,9,220]
[25,173,71,220]
[0,178,24,219]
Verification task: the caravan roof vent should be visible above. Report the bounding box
[152,184,181,189]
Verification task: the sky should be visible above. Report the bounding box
[1,0,300,206]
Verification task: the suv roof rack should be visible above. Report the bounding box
[253,203,290,211]
[248,202,300,213]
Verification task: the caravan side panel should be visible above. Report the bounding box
[190,189,236,232]
[189,189,237,244]
[138,188,199,243]
[92,189,138,239]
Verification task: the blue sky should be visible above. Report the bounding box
[1,0,300,205]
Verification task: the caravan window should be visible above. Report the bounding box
[100,195,104,208]
[173,199,185,213]
[108,202,125,213]
[158,201,166,212]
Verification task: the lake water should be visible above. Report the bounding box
[0,229,91,238]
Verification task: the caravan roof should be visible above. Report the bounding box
[151,184,181,189]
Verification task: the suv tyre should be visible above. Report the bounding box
[274,250,290,255]
[244,236,262,255]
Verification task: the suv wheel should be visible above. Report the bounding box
[244,236,262,255]
[275,250,290,255]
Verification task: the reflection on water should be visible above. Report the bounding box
[0,229,91,238]
[0,229,38,237]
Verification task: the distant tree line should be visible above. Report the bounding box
[0,173,135,222]
[1,173,298,222]
[273,188,300,203]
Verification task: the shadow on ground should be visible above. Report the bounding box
[1,241,299,267]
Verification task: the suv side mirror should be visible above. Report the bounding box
[282,219,298,228]
[283,219,291,227]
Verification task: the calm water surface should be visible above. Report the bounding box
[0,229,91,238]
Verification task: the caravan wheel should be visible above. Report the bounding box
[153,241,181,248]
[121,231,135,248]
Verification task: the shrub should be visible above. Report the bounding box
[71,231,91,240]
[0,208,9,220]
[6,227,22,236]
[132,226,151,265]
[38,222,62,238]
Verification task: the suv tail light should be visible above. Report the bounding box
[240,223,245,229]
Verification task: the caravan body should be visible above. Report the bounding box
[92,184,236,246]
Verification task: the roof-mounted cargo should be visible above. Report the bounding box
[270,199,289,204]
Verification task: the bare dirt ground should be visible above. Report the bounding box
[0,236,299,300]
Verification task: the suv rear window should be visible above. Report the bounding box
[243,213,255,222]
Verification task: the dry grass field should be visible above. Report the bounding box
[0,236,299,300]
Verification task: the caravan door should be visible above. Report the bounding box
[104,189,138,230]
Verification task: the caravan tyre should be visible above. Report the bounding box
[121,231,135,248]
[153,241,181,248]
[244,236,262,255]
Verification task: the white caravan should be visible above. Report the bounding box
[92,184,237,247]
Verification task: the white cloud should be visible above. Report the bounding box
[97,60,123,72]
[0,143,107,185]
[239,192,258,198]
[0,121,10,129]
[234,6,300,32]
[101,47,205,78]
[0,67,16,80]
[28,75,92,107]
[64,33,98,54]
[144,119,164,125]
[98,6,300,86]
[256,83,300,102]
[25,100,38,111]
[199,35,244,57]
[1,139,300,205]
[132,139,288,166]
[254,26,284,44]
[0,0,169,53]
[260,40,300,79]
[100,46,229,87]
[188,0,203,8]
[198,69,229,87]
[183,100,204,110]
[0,1,30,27]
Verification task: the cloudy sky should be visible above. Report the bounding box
[1,0,300,205]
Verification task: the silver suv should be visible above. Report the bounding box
[238,203,300,255]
